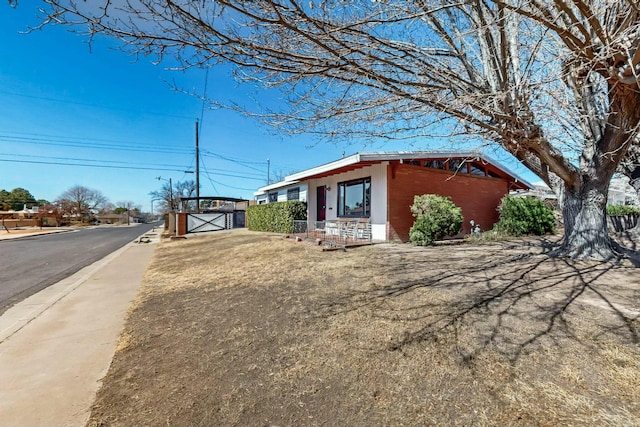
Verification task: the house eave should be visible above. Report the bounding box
[284,151,534,190]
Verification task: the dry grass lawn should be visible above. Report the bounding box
[88,230,640,426]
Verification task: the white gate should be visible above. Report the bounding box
[186,213,231,233]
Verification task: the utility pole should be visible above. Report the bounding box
[195,120,200,213]
[267,158,270,185]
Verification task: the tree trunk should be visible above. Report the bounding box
[558,179,614,260]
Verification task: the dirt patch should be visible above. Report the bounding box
[88,230,640,426]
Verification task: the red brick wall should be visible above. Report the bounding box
[387,163,508,242]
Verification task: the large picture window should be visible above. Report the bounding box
[338,177,371,217]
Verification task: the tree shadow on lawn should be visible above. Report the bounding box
[320,237,640,364]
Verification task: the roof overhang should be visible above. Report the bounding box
[284,151,534,190]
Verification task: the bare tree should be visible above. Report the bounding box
[34,0,640,259]
[149,179,195,212]
[174,179,197,211]
[149,182,174,213]
[56,185,108,220]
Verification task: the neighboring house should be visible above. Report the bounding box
[256,151,533,242]
[608,176,639,206]
[520,177,639,207]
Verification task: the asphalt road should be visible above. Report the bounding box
[0,223,160,313]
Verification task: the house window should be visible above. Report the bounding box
[268,192,278,203]
[338,177,371,217]
[287,187,300,201]
[470,163,486,176]
[448,159,465,173]
[425,160,446,170]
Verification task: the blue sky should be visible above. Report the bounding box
[1,3,538,213]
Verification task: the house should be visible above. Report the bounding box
[608,176,639,206]
[517,176,639,207]
[255,151,533,242]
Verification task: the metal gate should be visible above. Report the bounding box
[186,212,232,233]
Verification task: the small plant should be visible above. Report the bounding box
[494,195,555,236]
[606,205,640,216]
[409,194,463,245]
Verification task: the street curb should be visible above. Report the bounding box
[0,228,74,242]
[0,229,159,344]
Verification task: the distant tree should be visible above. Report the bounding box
[98,202,116,215]
[150,180,196,212]
[149,182,173,213]
[39,202,66,227]
[116,201,141,214]
[0,190,9,210]
[56,185,108,220]
[268,169,295,185]
[174,180,197,211]
[0,188,37,210]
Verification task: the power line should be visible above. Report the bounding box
[0,152,192,169]
[201,158,219,195]
[206,177,256,192]
[201,149,267,174]
[0,89,195,121]
[0,158,192,172]
[199,169,265,181]
[0,134,192,155]
[0,130,183,148]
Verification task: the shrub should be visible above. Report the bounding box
[247,201,307,233]
[494,195,555,236]
[409,194,463,245]
[606,205,640,216]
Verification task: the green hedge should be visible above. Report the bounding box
[247,201,307,233]
[606,205,640,216]
[494,195,556,236]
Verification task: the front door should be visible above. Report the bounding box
[316,186,326,221]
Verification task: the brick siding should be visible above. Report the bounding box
[386,162,509,242]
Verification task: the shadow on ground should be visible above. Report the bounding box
[320,237,640,363]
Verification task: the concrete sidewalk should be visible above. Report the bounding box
[0,230,159,426]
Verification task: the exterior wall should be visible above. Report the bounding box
[306,163,388,241]
[0,218,39,228]
[387,163,509,242]
[260,184,308,204]
[176,212,187,236]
